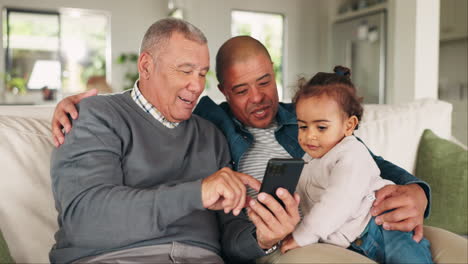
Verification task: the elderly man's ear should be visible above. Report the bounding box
[138,52,154,80]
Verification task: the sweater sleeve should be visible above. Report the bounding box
[292,142,380,246]
[355,137,431,217]
[51,99,205,249]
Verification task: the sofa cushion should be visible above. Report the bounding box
[0,115,58,263]
[355,99,452,173]
[415,129,468,235]
[0,105,55,121]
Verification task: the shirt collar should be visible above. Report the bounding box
[130,81,179,128]
[276,103,297,126]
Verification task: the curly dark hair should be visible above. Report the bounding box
[293,66,364,129]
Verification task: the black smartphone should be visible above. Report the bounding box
[259,158,305,207]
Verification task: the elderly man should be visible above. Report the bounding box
[52,32,463,263]
[50,18,260,263]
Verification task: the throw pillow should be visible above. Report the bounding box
[415,129,467,235]
[0,230,14,263]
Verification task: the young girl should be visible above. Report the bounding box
[280,66,433,263]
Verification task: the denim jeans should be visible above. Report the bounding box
[349,217,433,263]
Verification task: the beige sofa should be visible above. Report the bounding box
[0,99,466,263]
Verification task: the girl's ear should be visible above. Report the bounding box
[345,116,358,136]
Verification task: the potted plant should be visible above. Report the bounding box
[116,53,139,90]
[2,73,27,95]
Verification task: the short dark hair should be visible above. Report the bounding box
[293,66,364,129]
[215,36,271,85]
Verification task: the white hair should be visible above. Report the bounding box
[139,18,207,56]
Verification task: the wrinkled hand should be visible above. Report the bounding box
[247,188,301,249]
[371,184,427,242]
[51,89,98,147]
[280,234,300,254]
[201,167,261,216]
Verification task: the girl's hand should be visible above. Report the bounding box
[280,235,301,254]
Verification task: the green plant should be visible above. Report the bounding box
[82,54,106,83]
[204,70,216,91]
[1,73,27,94]
[116,53,139,90]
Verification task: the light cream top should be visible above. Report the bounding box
[293,136,394,248]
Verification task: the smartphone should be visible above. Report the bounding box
[259,158,305,207]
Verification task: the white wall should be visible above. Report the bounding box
[387,0,439,104]
[0,0,167,98]
[413,0,439,101]
[317,0,336,73]
[386,0,417,103]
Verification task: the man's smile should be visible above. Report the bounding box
[178,95,196,106]
[250,105,271,119]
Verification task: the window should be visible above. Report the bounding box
[3,8,110,98]
[4,9,60,94]
[60,9,109,94]
[231,10,285,100]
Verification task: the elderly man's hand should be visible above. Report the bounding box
[247,188,301,249]
[371,184,427,242]
[51,89,98,147]
[201,167,261,216]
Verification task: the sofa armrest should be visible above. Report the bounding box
[0,105,55,121]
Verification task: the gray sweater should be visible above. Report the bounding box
[50,92,231,263]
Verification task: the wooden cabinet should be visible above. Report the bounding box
[440,0,468,41]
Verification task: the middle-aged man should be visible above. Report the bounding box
[51,23,467,264]
[193,36,432,263]
[50,18,261,263]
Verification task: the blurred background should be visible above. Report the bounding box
[0,0,466,144]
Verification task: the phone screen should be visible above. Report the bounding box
[259,158,305,207]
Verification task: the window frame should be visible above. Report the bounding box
[231,9,286,100]
[4,7,62,91]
